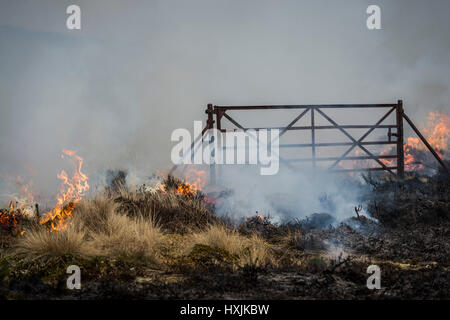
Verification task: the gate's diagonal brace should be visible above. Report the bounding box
[170,105,217,175]
[219,111,296,170]
[322,107,395,170]
[222,112,245,130]
[279,108,310,138]
[169,125,209,175]
[269,108,311,146]
[316,108,395,175]
[221,110,296,171]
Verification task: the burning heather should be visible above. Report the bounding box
[166,168,207,196]
[175,182,199,196]
[183,169,207,191]
[352,110,450,173]
[154,170,206,197]
[377,110,449,171]
[0,202,25,236]
[403,111,449,170]
[0,177,38,235]
[39,149,90,232]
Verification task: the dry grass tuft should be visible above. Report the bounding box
[14,224,94,259]
[185,225,274,267]
[92,213,163,261]
[187,225,244,256]
[72,195,118,235]
[14,194,163,263]
[115,187,219,233]
[240,234,274,267]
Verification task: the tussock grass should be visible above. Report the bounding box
[72,195,118,234]
[92,213,163,261]
[14,194,163,263]
[185,225,274,267]
[12,185,274,270]
[114,182,219,233]
[240,234,274,267]
[14,224,94,259]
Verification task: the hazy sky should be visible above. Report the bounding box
[1,0,449,196]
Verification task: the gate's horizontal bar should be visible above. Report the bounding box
[221,141,397,149]
[280,141,397,148]
[284,155,397,162]
[215,104,396,110]
[219,125,397,131]
[330,166,398,173]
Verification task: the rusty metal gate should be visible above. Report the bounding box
[170,100,447,183]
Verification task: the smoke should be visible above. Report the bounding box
[211,165,367,223]
[0,0,449,203]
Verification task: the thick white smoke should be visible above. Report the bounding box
[211,165,367,224]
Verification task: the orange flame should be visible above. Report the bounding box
[39,149,89,231]
[403,111,449,170]
[356,110,449,172]
[420,111,449,151]
[183,169,206,191]
[176,183,198,196]
[0,201,25,235]
[177,169,207,195]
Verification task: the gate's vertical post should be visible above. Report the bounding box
[396,100,405,178]
[216,109,223,184]
[206,104,216,185]
[311,107,316,171]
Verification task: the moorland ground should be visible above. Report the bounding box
[1,171,449,299]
